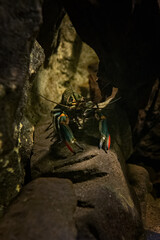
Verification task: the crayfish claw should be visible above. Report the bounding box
[65,139,83,154]
[99,136,105,149]
[57,115,84,154]
[99,135,111,152]
[104,135,111,152]
[65,140,76,154]
[98,116,111,152]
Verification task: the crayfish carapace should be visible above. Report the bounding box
[41,88,119,154]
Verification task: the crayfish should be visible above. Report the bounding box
[43,88,115,154]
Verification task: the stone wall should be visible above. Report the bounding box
[0,0,43,216]
[29,14,99,119]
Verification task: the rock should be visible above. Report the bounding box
[32,14,99,118]
[29,40,45,76]
[73,151,144,240]
[28,89,144,239]
[62,0,160,127]
[145,194,160,234]
[37,0,65,66]
[127,164,152,202]
[127,164,153,224]
[146,230,160,240]
[133,79,160,166]
[129,79,160,199]
[0,40,45,215]
[0,178,77,240]
[0,0,43,216]
[29,98,144,239]
[31,99,133,179]
[127,164,160,236]
[31,145,144,239]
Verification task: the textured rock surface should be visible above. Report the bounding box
[129,79,160,203]
[132,79,160,167]
[0,178,77,240]
[14,41,45,185]
[37,0,64,66]
[127,164,160,237]
[0,0,159,238]
[29,100,144,239]
[31,14,99,118]
[24,40,45,125]
[31,100,133,179]
[31,146,144,239]
[146,231,160,240]
[145,194,160,234]
[127,164,153,223]
[73,154,143,240]
[62,0,160,126]
[0,0,43,216]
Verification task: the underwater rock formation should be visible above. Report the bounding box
[0,178,77,240]
[0,0,160,239]
[0,0,43,216]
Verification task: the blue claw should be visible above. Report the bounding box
[56,112,83,153]
[99,117,111,152]
[59,124,76,153]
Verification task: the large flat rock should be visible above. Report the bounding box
[0,178,77,240]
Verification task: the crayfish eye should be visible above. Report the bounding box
[69,96,73,102]
[67,95,77,105]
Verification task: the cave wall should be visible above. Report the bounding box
[0,0,99,215]
[0,0,43,216]
[129,79,160,195]
[0,0,159,229]
[61,0,160,124]
[29,14,99,120]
